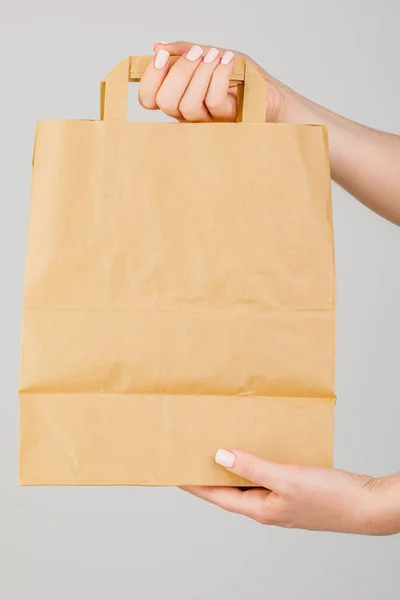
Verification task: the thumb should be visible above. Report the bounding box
[152,41,228,57]
[215,449,291,490]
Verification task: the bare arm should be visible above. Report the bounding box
[146,41,400,225]
[279,88,400,224]
[141,41,400,534]
[183,451,400,535]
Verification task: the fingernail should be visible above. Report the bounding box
[221,50,234,65]
[186,45,203,62]
[152,41,167,52]
[203,47,219,64]
[154,49,169,70]
[215,449,235,468]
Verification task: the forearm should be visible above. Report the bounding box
[280,88,400,225]
[279,91,400,533]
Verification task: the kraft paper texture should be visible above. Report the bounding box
[19,56,336,486]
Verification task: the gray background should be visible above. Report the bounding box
[1,0,400,598]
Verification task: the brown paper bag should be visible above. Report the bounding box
[19,56,336,486]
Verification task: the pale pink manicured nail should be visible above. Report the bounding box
[186,45,203,62]
[215,449,235,468]
[221,50,234,65]
[154,49,169,70]
[152,41,167,52]
[203,47,219,64]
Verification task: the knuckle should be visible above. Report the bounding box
[178,102,192,118]
[241,466,256,483]
[254,511,272,526]
[275,514,294,529]
[256,515,269,526]
[138,93,157,110]
[156,92,178,116]
[178,99,201,121]
[205,97,221,111]
[265,504,293,528]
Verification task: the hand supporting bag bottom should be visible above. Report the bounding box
[19,56,336,486]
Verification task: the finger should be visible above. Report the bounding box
[139,49,171,110]
[155,45,205,120]
[153,41,227,57]
[215,449,292,491]
[205,51,237,122]
[180,486,270,520]
[178,47,221,123]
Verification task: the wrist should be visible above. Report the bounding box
[274,83,312,124]
[361,473,400,535]
[276,85,330,127]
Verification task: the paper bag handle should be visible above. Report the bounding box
[100,55,267,123]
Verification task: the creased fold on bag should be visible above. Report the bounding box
[20,393,335,486]
[19,56,335,486]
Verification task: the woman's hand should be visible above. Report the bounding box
[181,450,400,535]
[139,41,285,123]
[140,40,400,225]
